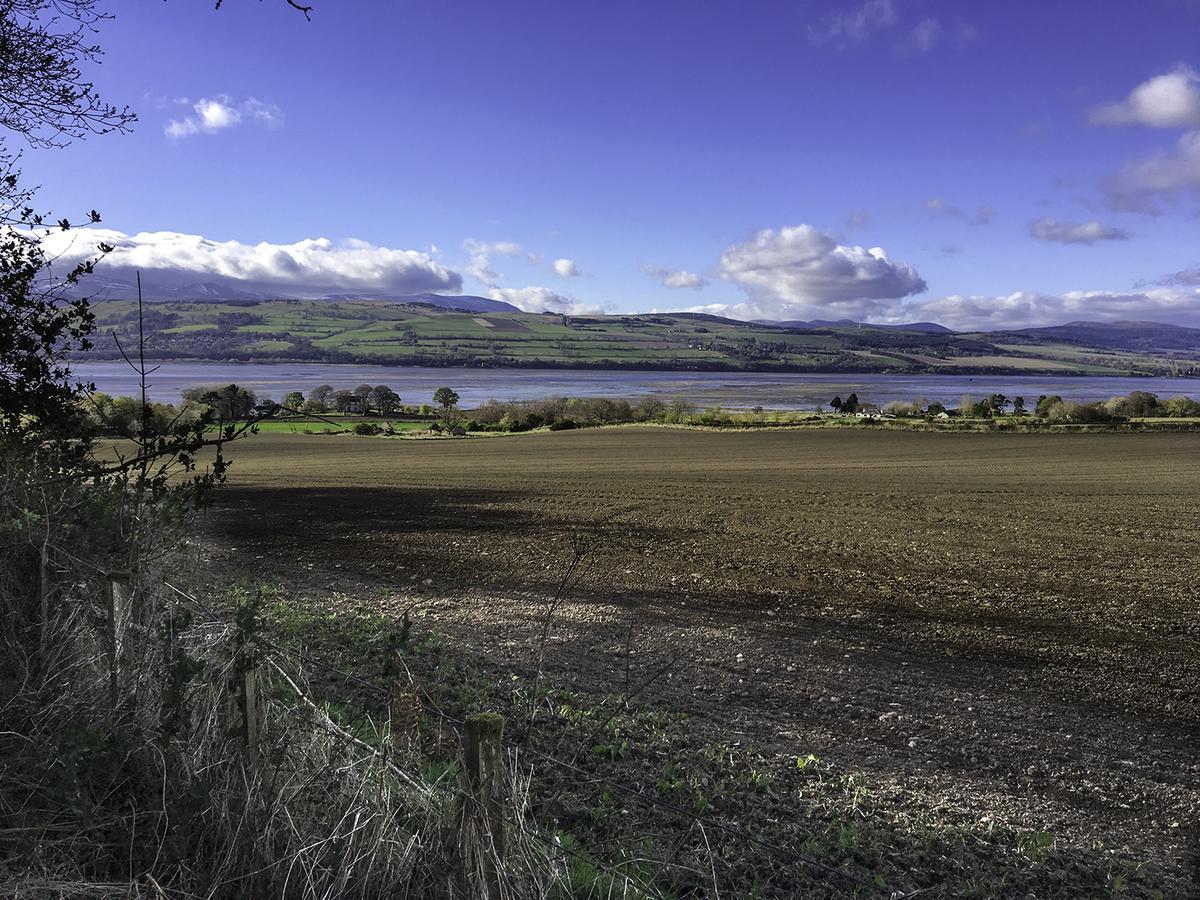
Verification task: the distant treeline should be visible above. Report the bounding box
[466,396,696,432]
[465,389,1200,431]
[81,385,1200,438]
[901,390,1200,423]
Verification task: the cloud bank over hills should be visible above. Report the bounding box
[35,223,1200,331]
[41,228,460,298]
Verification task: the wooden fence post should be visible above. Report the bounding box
[106,571,132,712]
[242,664,262,761]
[38,541,51,659]
[231,590,264,763]
[388,671,421,753]
[459,712,507,899]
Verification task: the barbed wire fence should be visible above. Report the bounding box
[163,581,902,899]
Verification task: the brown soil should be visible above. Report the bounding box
[203,427,1200,896]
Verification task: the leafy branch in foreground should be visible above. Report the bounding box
[0,228,97,454]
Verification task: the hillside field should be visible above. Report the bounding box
[193,427,1200,896]
[81,298,1200,376]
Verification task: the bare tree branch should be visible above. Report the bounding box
[0,1,137,150]
[213,0,314,20]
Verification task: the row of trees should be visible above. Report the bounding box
[1100,390,1200,418]
[468,396,695,432]
[831,393,1017,417]
[830,390,1200,422]
[283,384,460,416]
[83,383,1200,441]
[81,383,468,435]
[286,383,402,415]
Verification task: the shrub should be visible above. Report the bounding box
[548,418,578,431]
[353,422,382,436]
[1161,395,1200,417]
[497,414,527,432]
[1034,395,1063,418]
[83,392,198,436]
[1042,400,1124,424]
[659,399,695,424]
[958,395,993,418]
[696,406,731,426]
[1105,391,1160,418]
[632,398,665,421]
[883,400,920,417]
[470,396,640,428]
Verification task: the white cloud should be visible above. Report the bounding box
[687,285,1200,330]
[1103,129,1200,212]
[974,205,995,225]
[810,4,976,55]
[642,265,708,290]
[40,228,460,297]
[487,286,603,315]
[165,95,283,139]
[711,224,926,321]
[923,197,963,217]
[905,18,941,54]
[912,287,1200,330]
[1028,217,1130,244]
[463,238,522,287]
[808,0,896,46]
[1091,65,1200,128]
[694,222,1198,328]
[553,257,581,278]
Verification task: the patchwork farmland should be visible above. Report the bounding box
[81,298,1200,376]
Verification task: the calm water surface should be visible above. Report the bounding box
[72,360,1200,410]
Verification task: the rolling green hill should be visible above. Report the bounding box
[77,298,1200,376]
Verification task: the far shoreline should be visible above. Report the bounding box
[69,353,1165,378]
[70,359,1200,410]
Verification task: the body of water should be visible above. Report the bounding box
[71,360,1200,410]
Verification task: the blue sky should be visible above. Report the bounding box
[25,0,1200,328]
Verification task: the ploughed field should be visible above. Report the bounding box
[207,427,1200,895]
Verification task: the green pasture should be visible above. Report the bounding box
[83,298,1199,376]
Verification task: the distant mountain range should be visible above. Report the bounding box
[378,293,519,313]
[80,278,524,314]
[996,320,1200,352]
[761,318,953,334]
[758,317,1200,351]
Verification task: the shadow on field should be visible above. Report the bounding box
[213,484,672,534]
[207,484,679,593]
